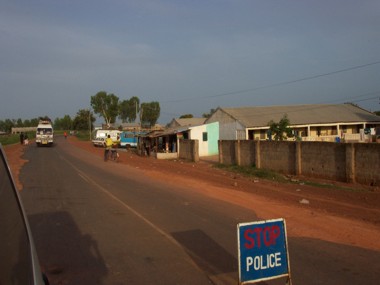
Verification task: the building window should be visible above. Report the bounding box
[260,130,266,140]
[202,132,208,141]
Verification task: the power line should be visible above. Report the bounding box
[320,91,380,104]
[161,60,380,103]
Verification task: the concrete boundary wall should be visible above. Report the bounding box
[218,140,380,185]
[179,139,199,162]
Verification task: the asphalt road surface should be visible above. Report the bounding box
[20,137,380,285]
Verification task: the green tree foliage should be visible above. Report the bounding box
[30,118,39,127]
[16,118,23,127]
[179,114,193,118]
[267,114,294,141]
[119,96,140,123]
[23,119,31,127]
[90,91,119,126]
[54,115,73,130]
[374,110,380,116]
[0,119,15,133]
[0,117,40,133]
[72,109,96,131]
[140,102,160,127]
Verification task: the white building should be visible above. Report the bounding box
[206,103,380,142]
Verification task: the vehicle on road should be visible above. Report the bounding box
[0,144,49,284]
[36,119,54,147]
[92,129,121,147]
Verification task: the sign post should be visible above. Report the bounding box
[237,218,292,284]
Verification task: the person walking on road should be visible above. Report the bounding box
[104,135,113,161]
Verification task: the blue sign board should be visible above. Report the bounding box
[237,219,291,284]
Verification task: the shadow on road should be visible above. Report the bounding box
[28,211,108,285]
[171,229,237,275]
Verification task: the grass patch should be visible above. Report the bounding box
[214,163,367,191]
[0,134,20,145]
[215,164,287,183]
[0,132,36,146]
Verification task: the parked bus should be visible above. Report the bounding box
[120,131,145,148]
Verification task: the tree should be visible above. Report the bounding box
[54,115,73,130]
[119,96,140,123]
[1,119,15,133]
[90,91,119,127]
[0,120,6,132]
[140,102,160,127]
[23,119,31,127]
[72,109,95,131]
[30,118,40,127]
[53,118,62,130]
[179,114,193,119]
[374,110,380,116]
[267,114,294,141]
[0,117,40,133]
[16,118,23,127]
[202,108,217,118]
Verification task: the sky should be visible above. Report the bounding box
[1,0,380,125]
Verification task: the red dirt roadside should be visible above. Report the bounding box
[5,138,380,252]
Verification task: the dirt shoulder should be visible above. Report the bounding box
[5,138,380,251]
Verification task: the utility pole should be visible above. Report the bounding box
[89,109,92,141]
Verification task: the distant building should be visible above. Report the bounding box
[206,103,380,142]
[11,127,37,134]
[119,122,164,132]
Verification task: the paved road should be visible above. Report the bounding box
[20,137,380,285]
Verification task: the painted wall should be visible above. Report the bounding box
[189,122,219,156]
[206,109,244,140]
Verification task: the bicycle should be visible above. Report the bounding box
[109,148,119,162]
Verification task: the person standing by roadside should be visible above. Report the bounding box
[104,135,113,161]
[20,132,24,145]
[24,133,29,145]
[64,131,67,139]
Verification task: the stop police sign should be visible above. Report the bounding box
[237,219,291,284]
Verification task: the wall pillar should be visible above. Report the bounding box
[296,141,302,175]
[345,143,355,183]
[193,140,199,162]
[255,140,261,168]
[236,140,241,166]
[218,140,223,164]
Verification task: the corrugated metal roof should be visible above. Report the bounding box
[173,118,206,126]
[143,126,192,138]
[220,104,380,127]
